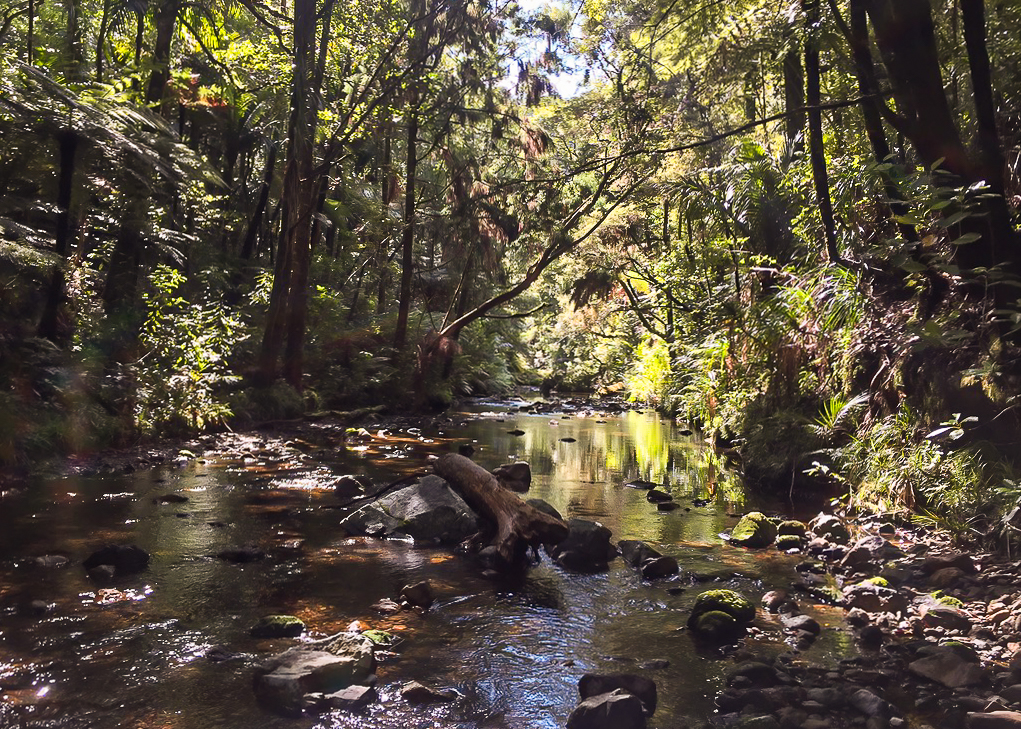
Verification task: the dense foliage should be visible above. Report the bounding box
[1,0,1020,542]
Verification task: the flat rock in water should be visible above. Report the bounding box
[34,555,70,569]
[251,615,306,638]
[619,540,662,567]
[217,546,266,563]
[83,544,150,575]
[253,634,376,716]
[526,498,562,521]
[400,680,457,703]
[566,689,646,729]
[339,475,478,545]
[645,490,673,503]
[493,461,531,492]
[579,673,657,715]
[319,684,377,711]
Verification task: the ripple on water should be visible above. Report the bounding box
[0,406,855,729]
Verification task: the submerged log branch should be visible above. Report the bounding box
[433,454,568,568]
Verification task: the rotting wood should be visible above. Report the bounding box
[433,453,568,569]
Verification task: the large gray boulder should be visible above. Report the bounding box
[253,632,375,716]
[339,475,478,544]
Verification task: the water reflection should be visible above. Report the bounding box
[0,401,852,729]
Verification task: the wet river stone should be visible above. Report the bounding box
[550,519,618,573]
[83,544,150,577]
[579,673,657,715]
[688,589,755,641]
[251,615,305,638]
[730,512,777,548]
[339,475,478,544]
[566,688,646,729]
[492,461,531,492]
[254,632,375,716]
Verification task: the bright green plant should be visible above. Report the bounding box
[136,265,245,434]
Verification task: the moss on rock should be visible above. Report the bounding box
[688,589,756,628]
[694,610,740,641]
[777,520,807,537]
[775,534,802,551]
[730,512,778,548]
[250,615,306,638]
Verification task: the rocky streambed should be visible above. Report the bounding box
[2,402,1021,729]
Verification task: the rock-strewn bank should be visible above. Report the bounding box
[698,511,1021,729]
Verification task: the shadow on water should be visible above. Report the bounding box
[0,399,853,728]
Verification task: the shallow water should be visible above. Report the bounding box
[0,399,853,729]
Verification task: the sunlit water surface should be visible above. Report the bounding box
[0,399,852,729]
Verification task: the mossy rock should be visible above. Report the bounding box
[864,576,890,588]
[250,615,306,638]
[361,629,401,647]
[932,591,964,608]
[730,512,777,548]
[777,520,807,538]
[688,589,756,629]
[775,535,802,551]
[693,610,741,641]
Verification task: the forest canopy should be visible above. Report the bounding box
[1,0,1020,540]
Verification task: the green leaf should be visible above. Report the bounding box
[950,232,982,245]
[938,211,969,227]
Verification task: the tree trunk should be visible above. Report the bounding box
[146,0,179,109]
[782,46,804,150]
[258,0,318,387]
[38,131,79,342]
[961,0,1017,275]
[393,107,419,353]
[433,454,568,569]
[804,0,839,263]
[95,0,111,82]
[26,0,34,64]
[844,0,917,241]
[240,140,278,261]
[866,0,1013,273]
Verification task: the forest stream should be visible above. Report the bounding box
[0,398,856,729]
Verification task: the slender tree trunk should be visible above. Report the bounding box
[393,107,419,352]
[961,0,1017,274]
[26,0,34,64]
[39,131,80,343]
[134,11,144,67]
[804,0,839,262]
[95,0,111,82]
[782,46,804,151]
[240,140,278,261]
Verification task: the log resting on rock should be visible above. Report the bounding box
[433,453,568,568]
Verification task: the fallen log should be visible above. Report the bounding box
[433,453,568,569]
